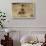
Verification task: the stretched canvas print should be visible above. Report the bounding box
[12,3,35,19]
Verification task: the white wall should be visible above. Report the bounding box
[0,0,46,27]
[0,0,46,31]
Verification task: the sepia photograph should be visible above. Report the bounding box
[12,3,35,19]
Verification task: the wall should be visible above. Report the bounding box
[0,0,46,28]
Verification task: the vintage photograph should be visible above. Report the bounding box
[12,3,35,19]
